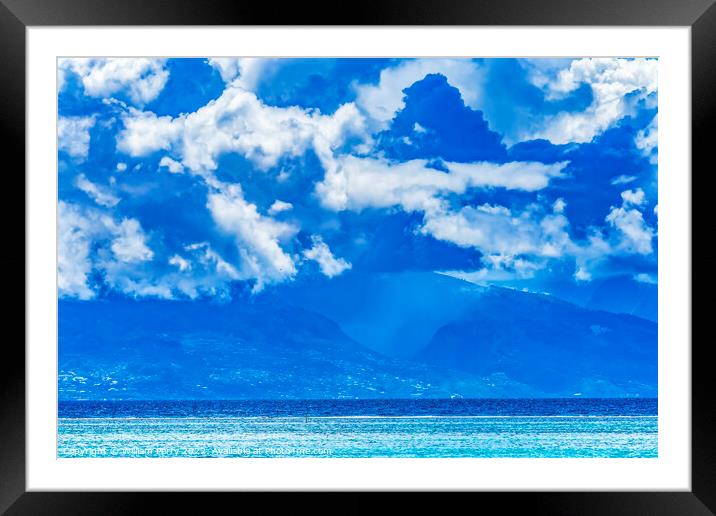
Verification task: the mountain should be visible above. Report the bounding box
[273,271,656,396]
[58,272,657,399]
[584,275,657,322]
[486,274,658,322]
[273,271,489,357]
[58,297,531,400]
[416,286,657,397]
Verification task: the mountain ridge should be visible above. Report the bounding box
[58,272,657,400]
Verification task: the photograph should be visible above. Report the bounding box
[56,56,659,459]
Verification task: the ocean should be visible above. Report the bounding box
[58,398,658,458]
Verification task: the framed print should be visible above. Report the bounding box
[2,0,714,512]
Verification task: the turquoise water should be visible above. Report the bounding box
[57,400,657,458]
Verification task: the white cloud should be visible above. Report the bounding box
[74,173,120,207]
[439,255,543,284]
[207,58,242,82]
[611,174,637,186]
[168,254,191,272]
[315,155,567,213]
[574,266,592,282]
[58,202,97,299]
[116,109,181,156]
[207,182,298,292]
[109,218,154,263]
[268,200,293,215]
[112,279,173,300]
[571,231,612,282]
[553,198,566,213]
[59,58,169,106]
[527,58,657,144]
[635,115,658,164]
[117,85,367,175]
[354,58,484,126]
[184,242,241,280]
[116,162,127,172]
[620,188,646,206]
[314,155,571,279]
[110,82,375,295]
[633,272,657,284]
[207,58,267,90]
[58,202,154,299]
[421,204,572,259]
[58,66,67,92]
[58,116,95,159]
[303,235,352,278]
[60,195,303,299]
[520,58,579,89]
[159,156,184,174]
[605,191,655,255]
[434,186,655,285]
[566,189,655,286]
[138,242,245,300]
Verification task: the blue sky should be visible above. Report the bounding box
[57,57,658,306]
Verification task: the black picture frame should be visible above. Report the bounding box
[1,0,713,512]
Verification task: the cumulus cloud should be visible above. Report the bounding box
[635,115,658,164]
[142,243,244,300]
[303,235,352,278]
[553,198,566,213]
[570,190,655,281]
[574,266,592,282]
[110,218,154,263]
[116,109,181,156]
[527,58,657,144]
[58,202,97,299]
[313,154,571,279]
[439,186,656,284]
[207,58,266,90]
[605,202,655,255]
[117,85,367,175]
[184,242,241,280]
[59,57,660,299]
[354,59,484,126]
[74,173,120,207]
[315,155,567,212]
[207,182,298,292]
[570,230,612,282]
[620,188,646,206]
[58,202,154,299]
[58,116,96,159]
[168,254,191,272]
[110,280,173,299]
[268,200,293,215]
[58,58,169,106]
[159,156,184,174]
[438,256,543,284]
[421,204,572,259]
[207,58,242,82]
[633,272,657,284]
[58,204,247,300]
[564,188,655,283]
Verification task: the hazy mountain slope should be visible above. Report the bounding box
[416,287,657,397]
[59,272,657,399]
[58,297,530,400]
[585,275,657,322]
[273,271,489,357]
